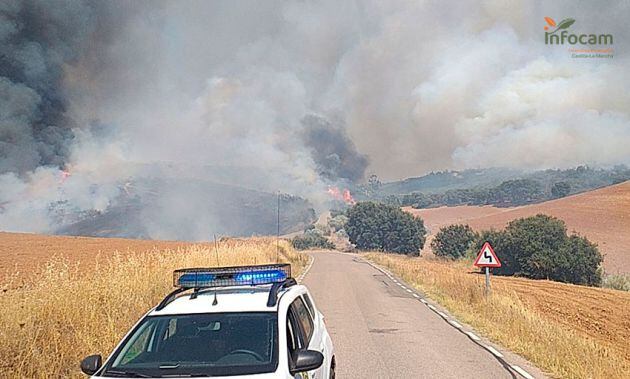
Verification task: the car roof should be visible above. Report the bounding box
[149,284,305,316]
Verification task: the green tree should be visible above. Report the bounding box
[367,174,382,195]
[346,202,426,255]
[291,229,334,250]
[553,235,602,286]
[431,224,478,259]
[503,214,568,279]
[474,214,602,285]
[551,181,571,198]
[492,179,545,205]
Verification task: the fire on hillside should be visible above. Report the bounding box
[327,186,356,205]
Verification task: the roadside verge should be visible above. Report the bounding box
[365,253,630,379]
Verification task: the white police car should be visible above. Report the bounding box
[80,264,335,378]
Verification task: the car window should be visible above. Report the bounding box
[302,293,316,320]
[104,312,278,377]
[286,308,302,361]
[118,321,157,365]
[291,297,314,344]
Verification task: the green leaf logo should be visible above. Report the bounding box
[549,18,575,34]
[557,18,575,29]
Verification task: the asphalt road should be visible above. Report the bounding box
[303,251,544,379]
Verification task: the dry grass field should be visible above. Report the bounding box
[367,253,630,379]
[0,232,202,284]
[406,180,630,273]
[0,235,308,378]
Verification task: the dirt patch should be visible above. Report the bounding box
[406,181,630,273]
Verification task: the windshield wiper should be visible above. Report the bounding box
[104,369,154,378]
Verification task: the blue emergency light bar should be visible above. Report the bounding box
[173,264,291,288]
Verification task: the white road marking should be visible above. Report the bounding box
[298,256,315,284]
[449,320,462,328]
[484,345,504,358]
[466,332,481,341]
[400,285,407,290]
[366,256,539,378]
[511,365,535,379]
[406,289,413,293]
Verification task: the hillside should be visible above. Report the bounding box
[382,166,630,196]
[380,168,521,194]
[54,177,316,240]
[406,181,630,273]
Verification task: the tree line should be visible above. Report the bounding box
[319,202,603,287]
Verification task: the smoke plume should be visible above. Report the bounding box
[1,0,629,238]
[302,115,368,182]
[0,0,97,174]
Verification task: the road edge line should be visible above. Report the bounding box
[363,258,538,379]
[297,255,315,283]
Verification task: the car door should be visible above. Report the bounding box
[288,297,326,379]
[300,293,328,373]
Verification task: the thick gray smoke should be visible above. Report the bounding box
[1,0,629,238]
[302,115,368,182]
[0,0,95,174]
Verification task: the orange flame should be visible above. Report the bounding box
[327,186,356,205]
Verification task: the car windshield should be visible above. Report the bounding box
[102,312,278,377]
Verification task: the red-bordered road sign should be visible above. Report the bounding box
[474,242,501,268]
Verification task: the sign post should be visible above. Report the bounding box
[473,242,501,296]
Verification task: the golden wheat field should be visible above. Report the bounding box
[0,235,308,378]
[367,253,630,379]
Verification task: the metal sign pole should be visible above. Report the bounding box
[485,267,490,296]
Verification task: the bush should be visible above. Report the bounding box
[602,274,630,291]
[291,230,334,250]
[346,202,426,255]
[431,224,478,259]
[473,214,603,285]
[327,214,348,232]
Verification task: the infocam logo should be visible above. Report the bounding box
[544,17,613,45]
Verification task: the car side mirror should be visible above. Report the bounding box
[80,354,102,376]
[291,350,324,374]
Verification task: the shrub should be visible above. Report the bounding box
[327,214,348,232]
[602,274,630,291]
[431,224,478,259]
[346,202,426,255]
[552,235,602,285]
[291,230,334,250]
[474,214,603,285]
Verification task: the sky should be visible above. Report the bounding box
[1,0,629,235]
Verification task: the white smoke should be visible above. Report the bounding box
[1,0,629,237]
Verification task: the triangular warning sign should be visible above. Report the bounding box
[474,242,501,268]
